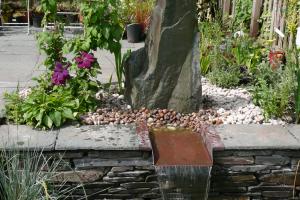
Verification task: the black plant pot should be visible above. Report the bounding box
[32,14,43,27]
[126,23,142,43]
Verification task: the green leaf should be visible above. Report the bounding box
[49,111,62,127]
[62,108,75,120]
[43,115,53,128]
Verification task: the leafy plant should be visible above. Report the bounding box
[37,30,65,70]
[64,0,125,91]
[4,89,25,124]
[199,21,223,75]
[207,65,241,88]
[232,0,253,31]
[296,69,300,123]
[251,61,296,119]
[21,89,78,129]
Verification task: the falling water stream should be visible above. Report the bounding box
[150,129,213,200]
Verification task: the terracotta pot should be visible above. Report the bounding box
[269,49,285,70]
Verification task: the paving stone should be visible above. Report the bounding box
[214,125,300,150]
[288,125,300,143]
[0,125,58,150]
[56,125,152,151]
[255,155,290,165]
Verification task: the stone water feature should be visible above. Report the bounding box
[150,129,213,200]
[125,0,201,113]
[125,0,208,199]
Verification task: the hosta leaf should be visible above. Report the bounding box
[43,115,53,129]
[49,111,62,127]
[62,109,75,120]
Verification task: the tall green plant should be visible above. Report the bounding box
[0,149,82,200]
[64,0,124,91]
[286,0,300,122]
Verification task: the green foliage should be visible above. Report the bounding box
[64,0,125,92]
[199,21,223,75]
[207,65,241,88]
[0,150,83,200]
[40,0,58,25]
[232,0,253,31]
[296,69,300,123]
[37,30,65,70]
[65,0,123,53]
[251,61,296,119]
[119,0,154,25]
[4,90,24,124]
[21,89,78,129]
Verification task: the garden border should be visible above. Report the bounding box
[0,124,300,199]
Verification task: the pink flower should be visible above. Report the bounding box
[51,62,70,85]
[75,52,95,69]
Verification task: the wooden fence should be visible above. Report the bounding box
[220,0,299,49]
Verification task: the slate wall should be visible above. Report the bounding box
[45,150,162,200]
[209,149,300,200]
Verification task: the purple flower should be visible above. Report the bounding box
[51,62,70,85]
[75,52,95,69]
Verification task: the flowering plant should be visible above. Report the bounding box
[75,52,95,69]
[52,62,70,85]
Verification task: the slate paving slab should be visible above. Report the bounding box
[287,125,300,142]
[0,125,58,150]
[214,125,300,150]
[56,125,152,151]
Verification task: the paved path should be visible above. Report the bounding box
[0,33,143,111]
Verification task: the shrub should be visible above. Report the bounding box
[207,65,241,88]
[251,61,296,119]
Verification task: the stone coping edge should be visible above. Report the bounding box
[0,122,152,151]
[0,124,300,151]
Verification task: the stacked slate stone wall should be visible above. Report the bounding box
[45,150,162,200]
[209,150,300,200]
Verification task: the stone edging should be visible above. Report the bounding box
[0,124,299,151]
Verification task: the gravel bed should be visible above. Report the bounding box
[202,78,286,125]
[15,79,287,128]
[82,78,287,127]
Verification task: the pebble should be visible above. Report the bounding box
[81,79,288,127]
[202,78,285,125]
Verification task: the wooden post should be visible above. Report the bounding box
[223,0,231,20]
[250,0,263,37]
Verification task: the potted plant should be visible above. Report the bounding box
[269,48,285,71]
[126,0,154,43]
[1,3,14,23]
[32,4,44,27]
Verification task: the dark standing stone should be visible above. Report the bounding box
[125,0,201,113]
